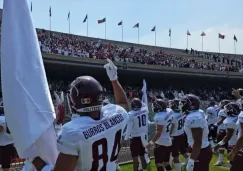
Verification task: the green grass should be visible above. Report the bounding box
[120,154,229,171]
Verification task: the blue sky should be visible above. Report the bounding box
[2,0,243,54]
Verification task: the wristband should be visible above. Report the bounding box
[41,165,53,171]
[218,140,226,146]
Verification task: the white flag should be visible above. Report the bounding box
[141,79,148,106]
[1,0,58,167]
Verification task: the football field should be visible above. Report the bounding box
[121,154,229,171]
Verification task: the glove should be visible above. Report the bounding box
[186,158,194,171]
[142,79,147,92]
[104,59,118,81]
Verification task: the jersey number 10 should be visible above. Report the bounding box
[91,129,122,171]
[137,114,147,127]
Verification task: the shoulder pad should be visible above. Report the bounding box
[185,115,205,128]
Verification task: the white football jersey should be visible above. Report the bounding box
[217,109,227,131]
[223,116,239,146]
[57,104,128,171]
[237,111,243,138]
[154,111,173,146]
[199,109,206,118]
[184,111,209,149]
[170,111,185,137]
[127,103,149,137]
[205,106,219,125]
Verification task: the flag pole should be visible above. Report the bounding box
[218,37,220,53]
[138,27,139,44]
[122,23,123,42]
[234,40,236,54]
[170,35,171,48]
[187,34,188,49]
[105,20,106,39]
[87,15,88,36]
[155,29,156,46]
[69,17,70,34]
[49,15,51,31]
[202,36,203,51]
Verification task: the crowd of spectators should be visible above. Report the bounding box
[187,48,243,72]
[47,80,232,103]
[37,29,243,72]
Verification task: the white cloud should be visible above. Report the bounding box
[126,25,243,55]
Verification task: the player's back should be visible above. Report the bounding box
[154,111,173,146]
[206,106,219,125]
[170,111,185,136]
[184,111,209,148]
[128,104,149,137]
[57,104,128,171]
[223,116,239,146]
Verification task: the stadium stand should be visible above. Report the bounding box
[36,29,243,72]
[0,7,242,170]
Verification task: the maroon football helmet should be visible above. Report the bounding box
[131,98,142,111]
[152,99,167,112]
[181,94,200,114]
[69,76,104,113]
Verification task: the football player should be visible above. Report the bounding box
[205,101,219,144]
[228,107,243,171]
[214,102,240,166]
[168,99,189,171]
[147,99,173,171]
[212,100,230,166]
[0,107,14,171]
[182,94,212,171]
[32,59,129,171]
[125,98,149,171]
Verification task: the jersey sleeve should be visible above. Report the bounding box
[57,125,80,156]
[185,116,206,129]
